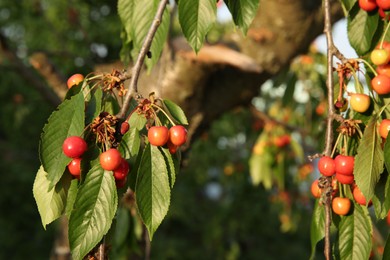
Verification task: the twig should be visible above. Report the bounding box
[98,236,105,260]
[322,0,343,259]
[117,0,169,119]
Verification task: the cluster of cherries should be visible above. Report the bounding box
[370,41,390,95]
[311,154,364,216]
[359,0,390,18]
[147,125,187,152]
[311,119,390,216]
[62,136,130,188]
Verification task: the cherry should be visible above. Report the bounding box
[377,63,390,77]
[273,134,291,148]
[169,125,188,146]
[353,186,369,205]
[148,126,169,146]
[334,155,354,176]
[311,179,322,198]
[377,0,390,10]
[113,158,130,181]
[167,140,178,154]
[68,158,81,178]
[99,148,122,171]
[67,73,84,89]
[372,74,390,94]
[379,119,390,139]
[349,93,371,113]
[332,197,351,216]
[318,156,336,177]
[371,48,390,65]
[120,121,130,135]
[62,136,87,158]
[115,177,127,189]
[359,0,378,11]
[335,172,354,185]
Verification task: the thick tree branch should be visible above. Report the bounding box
[0,33,61,107]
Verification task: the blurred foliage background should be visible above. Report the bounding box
[0,0,346,259]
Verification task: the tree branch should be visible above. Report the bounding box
[117,0,169,119]
[322,0,343,259]
[0,33,61,107]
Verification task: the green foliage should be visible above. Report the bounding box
[33,166,71,229]
[118,0,170,70]
[347,3,379,55]
[354,117,384,203]
[178,0,217,53]
[68,162,118,260]
[310,201,325,260]
[39,93,85,188]
[225,0,260,34]
[336,204,372,260]
[163,99,189,125]
[135,144,171,240]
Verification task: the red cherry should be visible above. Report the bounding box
[68,158,81,178]
[359,0,378,11]
[115,177,127,189]
[353,186,369,205]
[169,125,188,146]
[379,119,390,139]
[99,148,122,171]
[332,197,351,216]
[167,140,178,154]
[67,73,84,89]
[318,156,336,177]
[62,136,87,158]
[120,121,130,135]
[335,172,354,185]
[372,74,390,95]
[148,126,169,146]
[376,64,390,77]
[311,179,322,198]
[113,158,130,181]
[334,155,354,176]
[377,0,390,10]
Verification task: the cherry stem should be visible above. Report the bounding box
[117,0,169,119]
[348,65,364,94]
[356,58,378,77]
[151,104,176,126]
[380,20,390,49]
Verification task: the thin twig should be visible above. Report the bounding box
[117,0,169,119]
[98,236,105,260]
[322,0,340,259]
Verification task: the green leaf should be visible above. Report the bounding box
[129,111,147,131]
[281,73,297,107]
[178,0,216,53]
[33,166,71,229]
[225,0,260,34]
[310,200,325,260]
[354,117,384,203]
[159,146,176,188]
[347,4,379,55]
[119,127,141,159]
[135,144,170,240]
[383,233,390,260]
[341,0,357,12]
[86,87,103,124]
[65,179,79,219]
[129,0,170,70]
[40,92,85,188]
[384,137,390,173]
[68,162,118,260]
[337,204,372,260]
[372,172,390,219]
[162,99,189,125]
[118,0,134,42]
[248,152,272,189]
